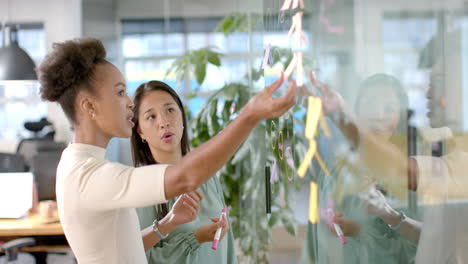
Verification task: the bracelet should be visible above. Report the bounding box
[152,219,168,239]
[387,210,406,231]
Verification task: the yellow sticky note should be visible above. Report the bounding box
[305,97,322,139]
[320,113,331,138]
[283,53,297,80]
[309,181,319,224]
[296,52,304,86]
[297,139,317,177]
[315,151,330,176]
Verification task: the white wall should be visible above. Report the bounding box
[0,0,82,150]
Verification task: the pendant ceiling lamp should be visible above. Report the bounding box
[0,25,37,81]
[0,0,37,82]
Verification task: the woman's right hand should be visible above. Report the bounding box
[241,74,296,123]
[308,71,345,116]
[166,190,203,226]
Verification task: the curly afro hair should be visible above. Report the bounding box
[37,38,108,123]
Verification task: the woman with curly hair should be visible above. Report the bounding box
[37,38,295,263]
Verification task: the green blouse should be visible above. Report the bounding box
[300,160,417,264]
[136,175,237,264]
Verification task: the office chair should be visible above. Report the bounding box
[0,153,26,173]
[0,238,35,264]
[23,118,53,140]
[31,151,63,201]
[16,140,65,172]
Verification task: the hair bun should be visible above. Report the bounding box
[38,38,106,102]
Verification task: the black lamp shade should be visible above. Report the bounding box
[0,25,37,81]
[0,43,37,81]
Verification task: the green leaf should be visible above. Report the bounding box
[221,100,232,122]
[207,51,221,66]
[187,92,197,99]
[223,84,238,101]
[281,214,296,236]
[268,212,280,226]
[195,61,207,85]
[219,16,234,36]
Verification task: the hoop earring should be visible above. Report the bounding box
[142,138,147,144]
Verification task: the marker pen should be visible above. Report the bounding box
[212,205,228,250]
[333,223,347,245]
[327,208,346,245]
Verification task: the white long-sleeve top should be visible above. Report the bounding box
[56,143,168,264]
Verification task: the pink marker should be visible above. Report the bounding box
[332,218,347,245]
[321,200,347,245]
[212,205,228,250]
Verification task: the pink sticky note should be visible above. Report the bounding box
[262,44,271,69]
[271,159,278,184]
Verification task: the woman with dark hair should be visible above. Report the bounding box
[132,81,236,263]
[300,73,419,264]
[37,38,295,263]
[310,29,468,263]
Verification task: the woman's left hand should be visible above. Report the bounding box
[193,214,229,243]
[361,185,395,218]
[329,213,361,238]
[167,190,203,226]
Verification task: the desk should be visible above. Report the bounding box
[0,213,69,263]
[0,213,63,237]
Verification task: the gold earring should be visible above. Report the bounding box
[142,138,147,144]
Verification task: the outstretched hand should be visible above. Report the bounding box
[241,73,296,122]
[308,71,345,115]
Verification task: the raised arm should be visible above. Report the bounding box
[307,72,418,191]
[163,76,297,199]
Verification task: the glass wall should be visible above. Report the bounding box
[268,0,468,264]
[83,0,468,262]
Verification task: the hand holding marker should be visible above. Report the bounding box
[212,205,228,250]
[322,200,347,245]
[328,208,347,245]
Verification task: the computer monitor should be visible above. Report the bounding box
[0,172,33,218]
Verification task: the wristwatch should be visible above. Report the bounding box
[152,219,168,239]
[387,210,406,231]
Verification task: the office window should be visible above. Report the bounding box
[382,13,437,127]
[382,14,437,88]
[121,17,300,115]
[0,24,47,141]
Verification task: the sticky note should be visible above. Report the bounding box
[297,139,316,177]
[271,159,278,184]
[283,53,297,80]
[262,44,271,69]
[309,181,319,224]
[320,113,331,138]
[305,97,322,139]
[296,53,304,86]
[315,151,330,176]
